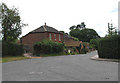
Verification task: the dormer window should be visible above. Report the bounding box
[49,33,52,40]
[54,34,56,40]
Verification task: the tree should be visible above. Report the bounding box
[70,28,100,42]
[1,3,27,43]
[69,25,76,30]
[69,29,80,38]
[80,22,86,29]
[107,22,117,36]
[76,24,81,29]
[69,22,86,30]
[59,31,65,33]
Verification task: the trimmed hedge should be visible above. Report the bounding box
[33,40,64,55]
[2,42,24,57]
[97,35,120,59]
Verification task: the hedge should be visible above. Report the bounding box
[33,40,64,55]
[97,35,120,59]
[2,42,24,57]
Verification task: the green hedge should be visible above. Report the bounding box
[2,42,24,57]
[33,40,64,55]
[97,35,120,59]
[90,39,99,50]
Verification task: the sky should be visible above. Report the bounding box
[0,0,119,37]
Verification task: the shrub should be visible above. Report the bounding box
[2,42,24,57]
[90,39,99,50]
[80,44,87,54]
[33,40,64,55]
[97,35,120,59]
[76,42,88,54]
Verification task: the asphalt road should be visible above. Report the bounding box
[2,51,119,81]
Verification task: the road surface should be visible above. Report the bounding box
[2,51,118,81]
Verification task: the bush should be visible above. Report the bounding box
[33,40,64,55]
[80,44,87,54]
[97,35,120,59]
[90,39,99,50]
[76,42,88,54]
[2,42,24,57]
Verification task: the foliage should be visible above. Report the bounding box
[33,40,64,55]
[69,25,76,30]
[106,23,118,37]
[69,29,80,38]
[69,22,86,30]
[2,42,24,57]
[97,35,120,59]
[1,3,27,43]
[71,36,79,41]
[2,56,30,63]
[70,28,100,42]
[59,31,65,33]
[90,39,99,50]
[75,42,89,54]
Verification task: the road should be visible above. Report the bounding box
[2,51,118,81]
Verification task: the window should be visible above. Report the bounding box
[59,34,61,41]
[54,34,56,40]
[49,33,52,40]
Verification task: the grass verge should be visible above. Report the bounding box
[35,53,66,57]
[2,56,31,63]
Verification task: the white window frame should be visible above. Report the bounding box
[49,33,52,40]
[54,34,56,40]
[59,34,61,41]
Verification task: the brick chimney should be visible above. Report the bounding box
[44,22,47,31]
[45,22,46,27]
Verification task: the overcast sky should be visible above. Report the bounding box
[1,0,119,37]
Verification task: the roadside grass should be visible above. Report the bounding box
[0,58,2,63]
[2,56,31,63]
[35,53,66,57]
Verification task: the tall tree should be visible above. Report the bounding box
[107,22,118,36]
[80,22,86,29]
[69,22,86,30]
[69,25,76,30]
[76,24,81,29]
[1,3,27,42]
[70,28,100,42]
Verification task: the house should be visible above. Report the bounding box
[21,23,64,52]
[64,34,83,53]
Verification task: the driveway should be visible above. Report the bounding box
[2,51,118,81]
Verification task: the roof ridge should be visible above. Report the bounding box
[43,25,47,31]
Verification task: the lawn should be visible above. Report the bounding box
[2,56,31,63]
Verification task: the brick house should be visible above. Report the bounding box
[21,23,63,52]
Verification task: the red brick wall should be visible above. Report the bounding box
[21,32,63,52]
[47,32,63,43]
[21,32,47,45]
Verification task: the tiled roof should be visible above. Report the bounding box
[64,41,81,47]
[64,34,73,39]
[30,24,61,33]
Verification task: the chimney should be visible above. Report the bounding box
[43,22,47,31]
[45,22,46,27]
